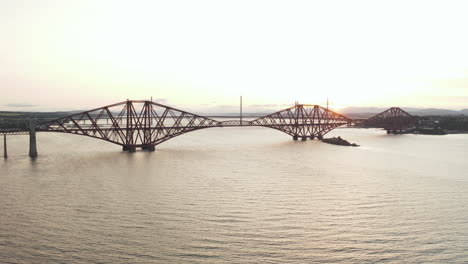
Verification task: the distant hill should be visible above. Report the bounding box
[0,111,80,119]
[1,106,467,121]
[406,108,461,116]
[340,107,467,118]
[340,107,387,118]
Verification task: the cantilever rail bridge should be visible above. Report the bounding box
[1,100,418,157]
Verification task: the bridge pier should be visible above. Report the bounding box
[141,145,155,151]
[123,145,136,152]
[301,136,307,141]
[387,129,405,134]
[310,135,315,140]
[317,135,323,140]
[292,135,298,141]
[29,121,37,158]
[3,134,7,159]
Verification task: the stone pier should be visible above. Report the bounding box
[122,145,136,152]
[29,120,37,158]
[141,145,155,151]
[3,134,7,159]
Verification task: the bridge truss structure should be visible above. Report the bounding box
[36,100,221,151]
[0,100,420,155]
[364,107,418,133]
[250,104,351,140]
[30,100,352,151]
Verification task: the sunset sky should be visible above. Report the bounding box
[1,0,468,113]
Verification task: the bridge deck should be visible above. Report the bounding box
[0,129,29,135]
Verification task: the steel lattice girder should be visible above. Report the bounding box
[365,107,417,130]
[250,104,352,137]
[33,101,355,147]
[36,100,221,147]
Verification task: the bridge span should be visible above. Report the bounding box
[1,100,417,157]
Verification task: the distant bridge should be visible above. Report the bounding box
[1,100,418,157]
[360,107,418,134]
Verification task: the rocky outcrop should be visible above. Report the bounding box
[322,136,359,147]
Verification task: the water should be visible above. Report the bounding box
[1,127,468,263]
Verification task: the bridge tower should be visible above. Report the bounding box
[250,104,351,140]
[365,107,417,134]
[123,100,137,152]
[141,101,155,151]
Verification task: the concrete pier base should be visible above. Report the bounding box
[301,136,307,141]
[317,135,323,140]
[123,145,136,152]
[387,130,404,134]
[310,135,315,140]
[29,121,37,158]
[141,145,155,151]
[292,135,298,141]
[3,134,7,159]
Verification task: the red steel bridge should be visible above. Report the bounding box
[1,100,418,157]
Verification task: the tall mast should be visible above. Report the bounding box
[240,96,243,125]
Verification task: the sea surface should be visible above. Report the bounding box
[1,127,468,263]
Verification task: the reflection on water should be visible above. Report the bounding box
[1,128,468,263]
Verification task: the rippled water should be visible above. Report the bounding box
[1,127,468,263]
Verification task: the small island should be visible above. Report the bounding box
[322,136,359,147]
